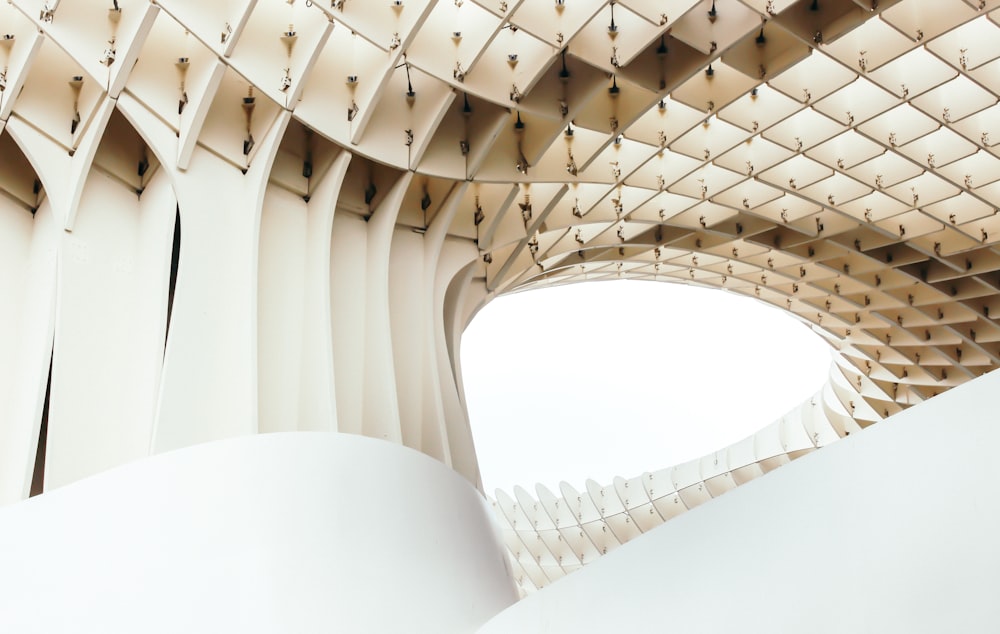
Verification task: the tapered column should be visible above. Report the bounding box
[0,197,56,504]
[257,150,352,433]
[152,112,291,452]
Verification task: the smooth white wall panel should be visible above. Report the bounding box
[0,433,519,634]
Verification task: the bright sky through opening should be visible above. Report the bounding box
[462,280,833,497]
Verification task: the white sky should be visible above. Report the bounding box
[460,280,833,497]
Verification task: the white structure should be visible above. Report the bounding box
[2,0,1000,630]
[480,364,1000,634]
[0,433,519,633]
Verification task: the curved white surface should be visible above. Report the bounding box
[5,0,1000,600]
[0,433,518,634]
[478,368,1000,633]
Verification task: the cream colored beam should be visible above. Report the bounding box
[350,5,436,144]
[177,60,226,171]
[108,4,160,99]
[63,96,115,232]
[0,11,42,123]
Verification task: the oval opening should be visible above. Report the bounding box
[462,280,832,496]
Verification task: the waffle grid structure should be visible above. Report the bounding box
[2,0,1000,595]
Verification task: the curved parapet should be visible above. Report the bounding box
[0,433,518,634]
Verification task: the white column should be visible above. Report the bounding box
[151,112,292,452]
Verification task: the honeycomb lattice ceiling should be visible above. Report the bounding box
[4,0,1000,596]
